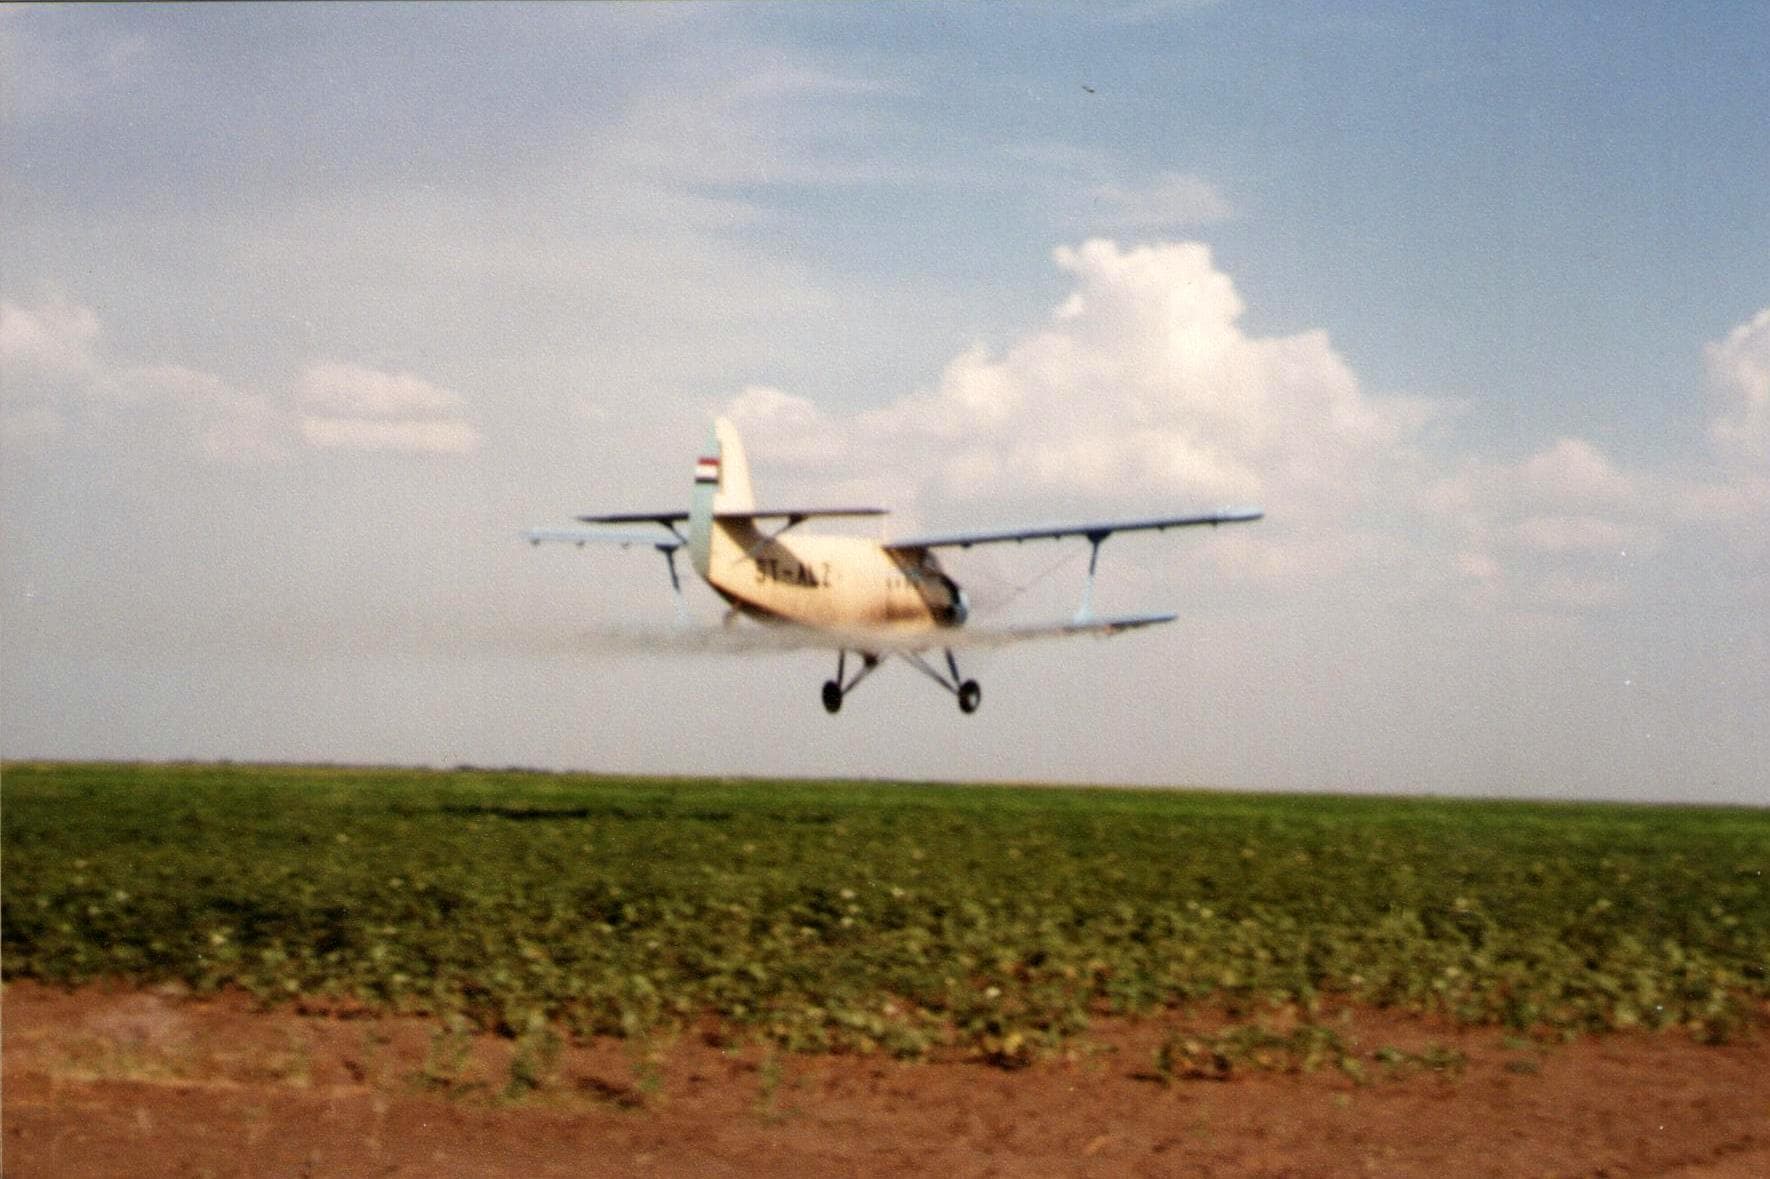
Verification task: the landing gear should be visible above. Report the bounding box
[821,649,880,715]
[820,647,980,714]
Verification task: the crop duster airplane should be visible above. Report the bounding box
[526,419,1262,714]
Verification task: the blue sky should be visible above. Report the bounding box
[4,3,1766,802]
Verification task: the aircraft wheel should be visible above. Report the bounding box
[822,680,843,714]
[957,680,982,714]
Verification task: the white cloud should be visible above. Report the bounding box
[725,386,851,470]
[296,362,478,455]
[298,362,466,419]
[1427,437,1660,612]
[1516,437,1638,506]
[300,417,478,455]
[842,239,1433,520]
[1514,513,1656,556]
[0,297,101,383]
[1707,306,1770,464]
[717,241,1770,619]
[1435,307,1770,603]
[1,297,476,460]
[1087,171,1234,226]
[702,239,1465,617]
[1,297,281,461]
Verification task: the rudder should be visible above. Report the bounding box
[688,417,754,577]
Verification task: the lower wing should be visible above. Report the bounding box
[553,614,1175,657]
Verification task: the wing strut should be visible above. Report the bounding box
[662,546,688,626]
[1075,530,1110,625]
[523,525,689,625]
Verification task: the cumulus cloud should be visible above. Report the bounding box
[1707,306,1770,464]
[1515,437,1639,506]
[1,297,476,461]
[725,385,852,469]
[1453,300,1770,592]
[718,240,1769,617]
[847,239,1433,518]
[1426,435,1661,612]
[296,362,478,454]
[0,296,279,461]
[708,239,1461,612]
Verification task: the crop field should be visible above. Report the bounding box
[4,761,1767,1065]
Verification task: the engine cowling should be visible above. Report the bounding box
[933,574,969,627]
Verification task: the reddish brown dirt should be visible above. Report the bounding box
[4,982,1768,1178]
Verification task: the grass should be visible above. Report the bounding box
[4,760,1765,1060]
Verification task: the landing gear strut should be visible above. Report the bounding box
[823,647,981,715]
[822,649,881,714]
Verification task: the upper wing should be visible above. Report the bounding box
[575,512,689,527]
[885,508,1263,550]
[535,506,888,548]
[574,509,887,525]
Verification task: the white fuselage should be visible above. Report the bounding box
[702,522,967,632]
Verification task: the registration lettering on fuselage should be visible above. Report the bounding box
[754,556,829,588]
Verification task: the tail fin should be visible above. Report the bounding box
[688,418,754,577]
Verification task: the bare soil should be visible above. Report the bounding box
[4,982,1767,1178]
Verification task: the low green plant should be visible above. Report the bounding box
[5,761,1765,1062]
[419,1013,476,1093]
[504,1011,563,1099]
[755,1049,785,1120]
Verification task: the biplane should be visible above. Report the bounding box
[527,419,1261,713]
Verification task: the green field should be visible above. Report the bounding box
[4,761,1766,1060]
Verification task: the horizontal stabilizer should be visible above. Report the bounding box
[714,508,888,523]
[887,509,1262,550]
